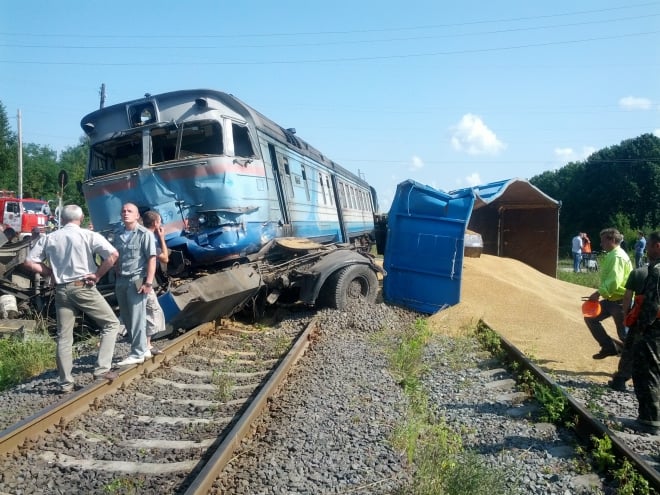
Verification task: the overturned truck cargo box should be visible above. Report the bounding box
[159,264,263,333]
[383,180,475,314]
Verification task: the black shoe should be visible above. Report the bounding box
[593,349,618,360]
[607,379,627,392]
[633,420,660,436]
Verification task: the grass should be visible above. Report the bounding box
[384,318,517,495]
[0,331,56,391]
[556,257,601,289]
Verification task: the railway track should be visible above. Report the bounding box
[0,317,318,494]
[479,319,660,493]
[0,304,658,493]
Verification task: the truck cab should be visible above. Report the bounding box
[0,192,49,240]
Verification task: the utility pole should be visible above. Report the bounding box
[17,109,23,199]
[99,83,106,109]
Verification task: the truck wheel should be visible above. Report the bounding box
[325,265,378,309]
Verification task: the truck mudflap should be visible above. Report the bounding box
[158,264,263,333]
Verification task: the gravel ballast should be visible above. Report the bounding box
[1,253,658,494]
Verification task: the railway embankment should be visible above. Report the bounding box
[0,254,657,494]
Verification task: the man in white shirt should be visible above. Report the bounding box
[24,205,121,393]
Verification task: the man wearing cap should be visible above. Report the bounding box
[584,228,632,360]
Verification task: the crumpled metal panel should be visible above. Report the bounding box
[159,264,263,331]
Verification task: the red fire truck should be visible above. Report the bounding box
[0,191,49,240]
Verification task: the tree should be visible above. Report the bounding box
[0,101,16,189]
[531,133,660,253]
[57,138,88,210]
[21,143,58,199]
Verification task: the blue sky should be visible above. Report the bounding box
[2,1,659,212]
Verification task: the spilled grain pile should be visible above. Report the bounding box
[428,254,619,383]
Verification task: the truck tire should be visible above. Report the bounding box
[324,264,378,310]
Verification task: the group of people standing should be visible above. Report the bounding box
[582,227,660,436]
[23,203,168,393]
[571,232,593,273]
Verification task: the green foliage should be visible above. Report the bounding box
[533,383,570,425]
[103,476,145,493]
[388,318,431,395]
[556,261,601,289]
[0,101,16,182]
[386,318,516,495]
[211,369,235,401]
[474,324,504,358]
[612,459,651,495]
[433,450,515,495]
[0,334,56,390]
[0,100,88,210]
[590,434,616,472]
[582,437,652,494]
[530,133,660,256]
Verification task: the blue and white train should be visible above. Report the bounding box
[80,89,378,274]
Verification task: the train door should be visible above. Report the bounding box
[267,143,291,228]
[330,175,348,243]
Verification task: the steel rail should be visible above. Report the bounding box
[183,317,319,495]
[481,319,660,492]
[0,321,215,455]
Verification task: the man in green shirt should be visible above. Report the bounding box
[584,228,633,359]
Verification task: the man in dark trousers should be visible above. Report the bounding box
[584,228,632,359]
[630,231,660,435]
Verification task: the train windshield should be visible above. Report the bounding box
[88,120,224,177]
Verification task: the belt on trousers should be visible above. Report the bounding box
[56,279,88,288]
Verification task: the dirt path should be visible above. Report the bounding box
[428,254,620,383]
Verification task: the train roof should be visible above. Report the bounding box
[81,89,369,187]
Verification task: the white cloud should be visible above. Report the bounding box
[654,129,660,138]
[450,114,506,155]
[409,155,424,171]
[465,172,481,186]
[554,146,596,162]
[554,147,574,158]
[452,172,482,189]
[619,96,652,110]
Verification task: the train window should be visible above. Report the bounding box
[338,182,347,208]
[281,157,294,197]
[128,102,157,128]
[177,121,223,158]
[300,165,310,201]
[319,175,326,205]
[89,132,142,176]
[232,124,255,157]
[325,176,333,205]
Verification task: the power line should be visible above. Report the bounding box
[0,1,658,39]
[0,30,657,66]
[2,13,658,50]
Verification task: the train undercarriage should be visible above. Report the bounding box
[0,236,383,339]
